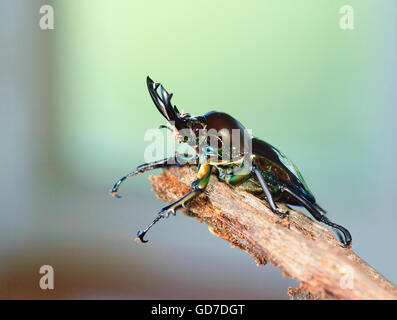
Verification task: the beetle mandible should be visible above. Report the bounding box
[110,76,352,248]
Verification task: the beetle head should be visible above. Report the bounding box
[147,76,206,144]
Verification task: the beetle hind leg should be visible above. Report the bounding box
[280,185,352,248]
[312,202,327,215]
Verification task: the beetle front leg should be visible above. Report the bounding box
[109,154,195,198]
[136,163,212,243]
[252,163,289,219]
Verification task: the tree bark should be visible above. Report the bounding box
[148,166,397,300]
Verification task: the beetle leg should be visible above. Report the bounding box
[109,154,196,198]
[219,165,252,186]
[279,185,352,248]
[252,164,289,219]
[312,202,327,214]
[136,164,212,243]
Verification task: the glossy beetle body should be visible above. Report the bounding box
[110,77,352,247]
[249,137,315,205]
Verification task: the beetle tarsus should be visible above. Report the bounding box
[275,210,289,219]
[110,172,138,198]
[109,190,122,199]
[136,214,164,243]
[160,207,176,219]
[136,230,149,243]
[134,164,210,243]
[135,206,177,243]
[280,185,352,248]
[320,215,352,248]
[109,155,190,198]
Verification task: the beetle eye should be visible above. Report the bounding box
[191,123,203,135]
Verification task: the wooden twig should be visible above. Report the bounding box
[149,166,397,300]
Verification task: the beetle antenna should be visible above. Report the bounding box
[158,124,173,133]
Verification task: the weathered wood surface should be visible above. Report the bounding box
[149,166,397,300]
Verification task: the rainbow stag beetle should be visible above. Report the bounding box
[110,76,352,248]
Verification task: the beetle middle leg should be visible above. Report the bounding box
[252,163,289,219]
[219,162,288,219]
[136,163,212,243]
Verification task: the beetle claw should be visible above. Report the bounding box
[275,210,289,219]
[136,230,149,243]
[135,213,164,244]
[275,210,290,224]
[109,190,122,198]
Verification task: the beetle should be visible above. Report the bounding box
[110,76,352,248]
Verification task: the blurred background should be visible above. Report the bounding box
[1,0,396,299]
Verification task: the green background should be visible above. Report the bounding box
[1,0,396,298]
